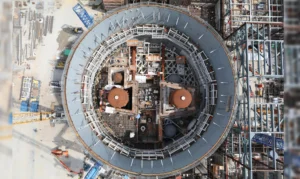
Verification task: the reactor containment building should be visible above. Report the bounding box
[62,3,236,178]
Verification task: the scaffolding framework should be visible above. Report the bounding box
[222,0,283,38]
[224,20,284,178]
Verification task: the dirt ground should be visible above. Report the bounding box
[11,0,88,178]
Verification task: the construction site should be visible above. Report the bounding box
[8,0,287,178]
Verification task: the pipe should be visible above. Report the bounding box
[131,46,136,81]
[161,44,165,81]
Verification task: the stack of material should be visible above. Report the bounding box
[102,0,125,11]
[126,39,143,47]
[176,56,186,64]
[30,80,40,102]
[30,101,39,112]
[188,5,201,18]
[145,54,162,62]
[20,101,29,112]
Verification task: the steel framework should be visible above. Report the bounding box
[224,18,284,179]
[222,0,283,38]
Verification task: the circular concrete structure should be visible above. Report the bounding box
[62,3,236,178]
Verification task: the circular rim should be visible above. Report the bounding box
[62,3,237,178]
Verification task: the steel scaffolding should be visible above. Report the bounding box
[222,0,283,38]
[224,20,284,179]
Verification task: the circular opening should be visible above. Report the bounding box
[114,95,119,100]
[140,126,146,132]
[181,96,186,101]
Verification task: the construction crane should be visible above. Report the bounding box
[12,111,57,125]
[0,112,64,140]
[51,147,83,177]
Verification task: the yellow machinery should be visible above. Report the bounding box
[0,112,55,140]
[56,60,65,69]
[12,112,53,125]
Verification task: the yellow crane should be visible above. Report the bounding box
[12,111,54,124]
[0,112,56,141]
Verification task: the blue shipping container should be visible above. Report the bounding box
[85,163,101,179]
[20,101,29,112]
[73,3,94,28]
[30,101,39,112]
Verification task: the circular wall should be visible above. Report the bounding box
[62,3,236,178]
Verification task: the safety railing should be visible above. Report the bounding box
[78,25,217,159]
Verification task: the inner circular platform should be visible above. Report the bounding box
[62,3,236,178]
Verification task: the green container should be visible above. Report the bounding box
[63,49,71,56]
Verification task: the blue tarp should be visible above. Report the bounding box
[252,134,284,150]
[20,101,28,112]
[85,163,101,179]
[73,3,94,28]
[30,101,39,112]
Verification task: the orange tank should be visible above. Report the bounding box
[108,88,129,108]
[170,89,192,108]
[113,72,123,83]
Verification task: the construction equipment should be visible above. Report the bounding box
[51,148,83,176]
[72,27,83,34]
[51,148,69,157]
[55,60,65,69]
[12,112,54,124]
